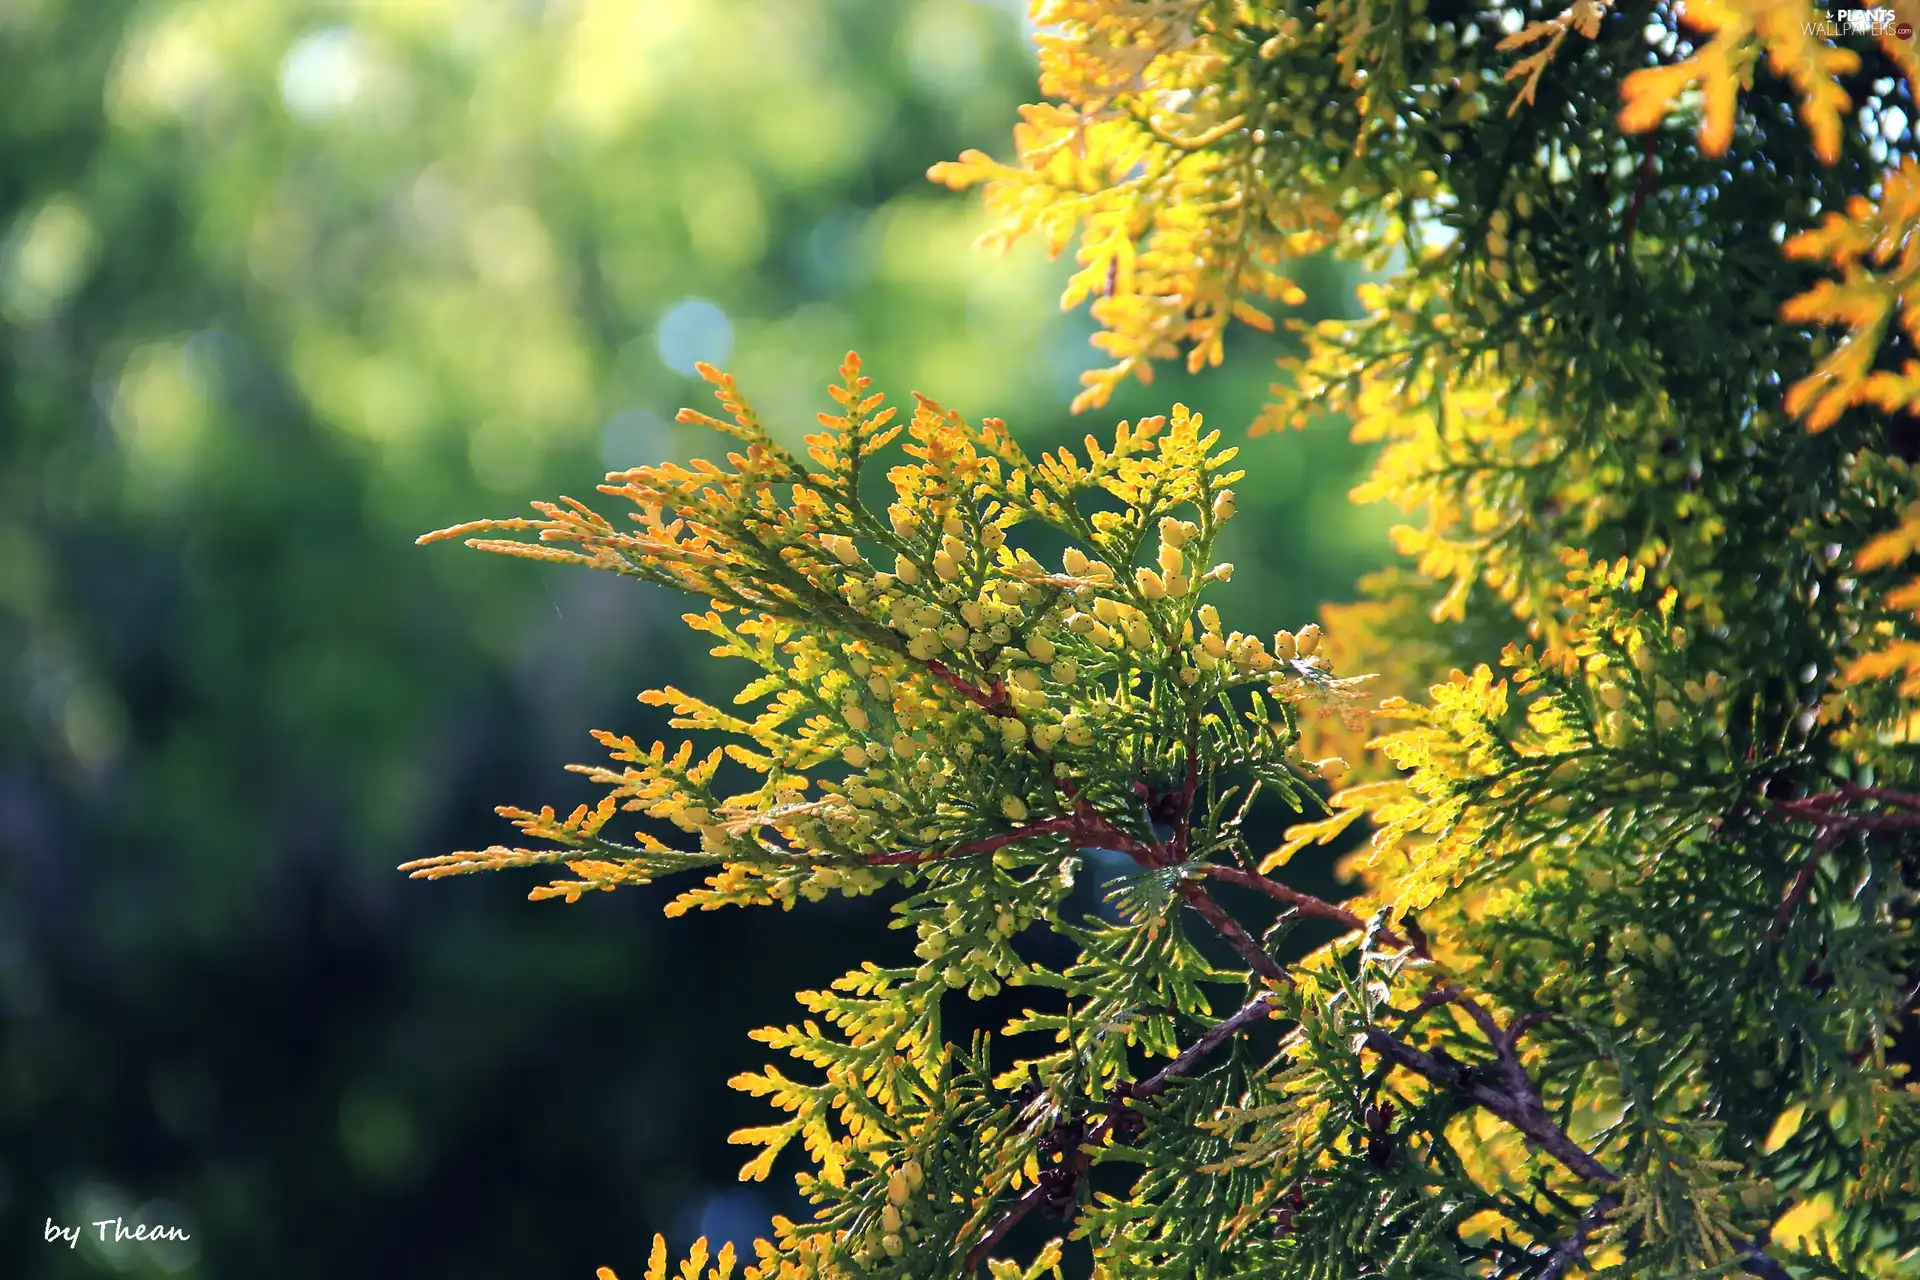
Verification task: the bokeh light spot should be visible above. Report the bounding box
[690,1187,773,1263]
[655,298,733,376]
[1,197,98,324]
[280,27,365,121]
[112,339,216,481]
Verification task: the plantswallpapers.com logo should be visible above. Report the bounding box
[1806,6,1914,37]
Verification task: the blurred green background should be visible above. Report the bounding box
[0,1,1387,1275]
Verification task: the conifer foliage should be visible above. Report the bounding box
[416,1,1920,1276]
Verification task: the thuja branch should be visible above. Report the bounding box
[974,850,1590,1269]
[1204,864,1796,1275]
[1203,863,1409,946]
[864,794,1291,984]
[863,817,1081,866]
[962,1171,1066,1270]
[1168,743,1200,862]
[1539,1195,1620,1280]
[1619,132,1658,240]
[1767,830,1835,942]
[1131,992,1284,1099]
[1764,785,1920,937]
[1201,862,1502,1006]
[1770,799,1920,832]
[1767,784,1920,834]
[1741,1246,1796,1280]
[1363,1023,1793,1279]
[923,658,1013,715]
[1038,775,1293,984]
[961,993,1283,1271]
[1361,1027,1617,1184]
[1175,880,1290,985]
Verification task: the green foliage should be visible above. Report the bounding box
[410,354,1372,913]
[421,0,1920,1278]
[416,355,1379,1277]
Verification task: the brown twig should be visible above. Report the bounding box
[1505,1010,1554,1051]
[1823,784,1920,811]
[1200,864,1531,1045]
[924,659,1012,715]
[1202,864,1412,950]
[1620,132,1658,240]
[1767,845,1826,941]
[962,994,1282,1270]
[1742,1245,1795,1280]
[1193,856,1799,1279]
[1539,1195,1621,1280]
[865,790,1162,870]
[962,1176,1053,1269]
[1363,1028,1793,1279]
[1190,868,1597,1190]
[865,816,1081,866]
[1768,784,1920,834]
[869,782,1286,989]
[1057,784,1289,986]
[1132,993,1283,1099]
[1401,986,1460,1023]
[1362,1027,1616,1184]
[1770,799,1920,832]
[1169,746,1200,862]
[1761,785,1920,936]
[1177,881,1290,985]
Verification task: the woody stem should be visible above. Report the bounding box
[864,816,1082,866]
[962,993,1282,1271]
